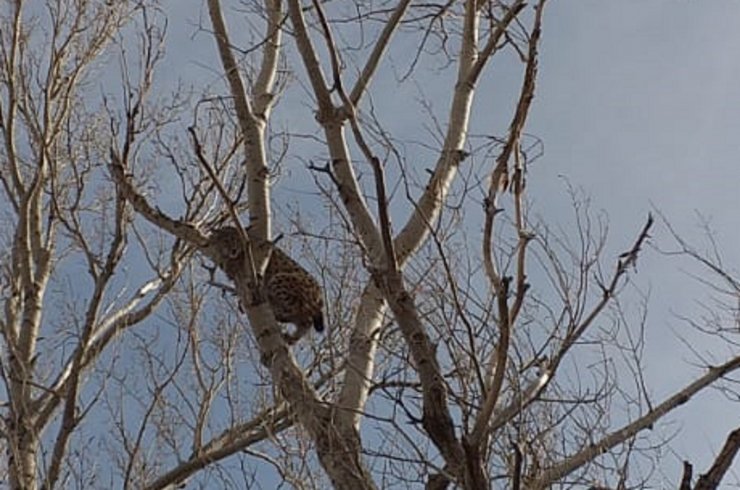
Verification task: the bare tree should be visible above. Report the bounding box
[2,1,740,489]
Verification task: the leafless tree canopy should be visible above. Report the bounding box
[2,1,740,489]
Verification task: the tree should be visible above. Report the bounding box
[1,0,739,488]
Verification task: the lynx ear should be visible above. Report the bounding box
[313,314,324,332]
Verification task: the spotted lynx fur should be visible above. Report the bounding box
[207,226,324,343]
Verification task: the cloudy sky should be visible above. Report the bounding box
[154,0,740,484]
[533,2,740,481]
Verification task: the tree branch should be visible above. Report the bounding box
[530,356,740,488]
[694,427,740,490]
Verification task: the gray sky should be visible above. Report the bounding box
[533,2,740,482]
